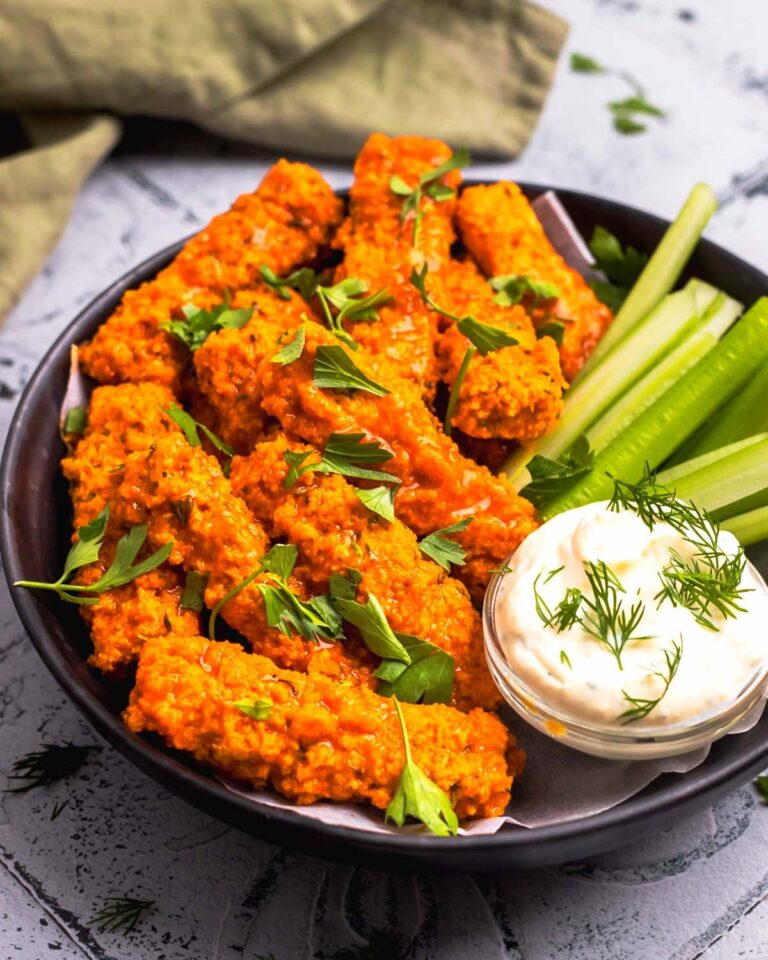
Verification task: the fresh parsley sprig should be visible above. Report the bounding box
[520,436,594,508]
[161,297,253,351]
[385,699,459,836]
[618,638,683,723]
[588,226,648,311]
[355,485,397,522]
[180,570,207,612]
[389,148,470,244]
[208,543,342,644]
[272,324,306,365]
[234,699,273,720]
[490,274,561,309]
[62,406,87,435]
[14,506,173,605]
[89,897,155,935]
[5,743,98,793]
[570,52,665,135]
[260,264,318,302]
[314,345,390,397]
[418,518,473,571]
[283,433,397,490]
[163,403,234,458]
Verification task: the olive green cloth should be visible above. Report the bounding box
[0,0,567,319]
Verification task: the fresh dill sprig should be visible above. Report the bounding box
[89,896,155,934]
[618,638,683,723]
[581,560,648,670]
[610,470,751,629]
[533,569,583,632]
[5,743,98,793]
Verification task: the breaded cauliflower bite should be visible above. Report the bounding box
[229,434,501,711]
[125,634,523,819]
[432,259,566,441]
[79,161,343,392]
[456,181,613,381]
[61,383,199,674]
[113,433,377,685]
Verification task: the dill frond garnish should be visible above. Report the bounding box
[89,896,155,934]
[5,743,98,793]
[618,638,683,723]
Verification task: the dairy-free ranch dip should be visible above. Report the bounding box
[492,498,768,730]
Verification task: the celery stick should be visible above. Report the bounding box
[502,280,719,486]
[672,361,768,463]
[579,183,718,377]
[666,437,768,516]
[542,297,768,517]
[656,434,767,487]
[586,291,741,453]
[722,506,768,546]
[716,488,768,521]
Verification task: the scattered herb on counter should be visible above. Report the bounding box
[389,148,470,243]
[89,896,156,935]
[588,225,648,311]
[418,518,473,570]
[283,432,397,490]
[163,403,234,458]
[570,52,665,136]
[521,435,594,508]
[385,699,459,836]
[161,297,253,351]
[313,345,390,397]
[619,638,683,723]
[5,743,98,793]
[180,570,207,612]
[234,699,273,720]
[14,506,173,605]
[272,323,306,365]
[50,799,70,820]
[62,406,88,435]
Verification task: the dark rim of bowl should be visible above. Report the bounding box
[3,181,768,870]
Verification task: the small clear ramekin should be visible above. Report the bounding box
[482,560,768,760]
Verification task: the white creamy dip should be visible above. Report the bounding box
[493,502,768,729]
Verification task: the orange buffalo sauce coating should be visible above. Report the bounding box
[432,260,566,441]
[61,383,200,674]
[456,182,613,381]
[79,161,343,392]
[113,433,376,684]
[255,321,540,600]
[332,133,462,398]
[229,435,500,711]
[125,634,523,818]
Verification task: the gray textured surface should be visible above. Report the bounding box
[2,0,768,956]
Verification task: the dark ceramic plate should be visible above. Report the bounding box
[2,183,768,874]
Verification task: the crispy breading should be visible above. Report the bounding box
[61,383,200,674]
[332,133,462,398]
[79,161,343,392]
[456,181,614,381]
[113,433,377,684]
[125,634,523,819]
[229,434,501,711]
[432,259,566,440]
[257,320,539,600]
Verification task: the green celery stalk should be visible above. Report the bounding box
[542,297,768,517]
[722,506,768,546]
[665,436,768,517]
[579,183,718,377]
[586,289,741,453]
[502,280,719,486]
[669,360,768,464]
[656,434,767,487]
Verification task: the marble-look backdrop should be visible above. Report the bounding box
[2,0,768,957]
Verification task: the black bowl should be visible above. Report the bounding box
[2,183,768,874]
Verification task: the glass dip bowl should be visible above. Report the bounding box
[483,559,768,760]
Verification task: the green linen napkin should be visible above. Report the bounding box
[0,0,567,320]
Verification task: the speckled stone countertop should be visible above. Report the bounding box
[2,1,768,957]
